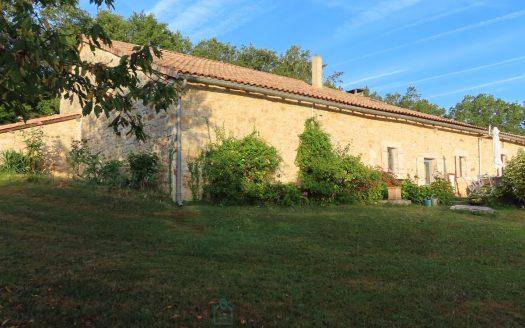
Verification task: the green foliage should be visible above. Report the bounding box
[0,129,45,174]
[23,129,45,174]
[67,140,102,181]
[68,140,160,190]
[0,150,30,174]
[199,132,281,205]
[187,156,202,201]
[296,118,384,203]
[0,98,60,124]
[363,86,446,117]
[99,160,128,187]
[95,11,343,88]
[401,180,429,204]
[500,150,525,204]
[429,177,455,205]
[128,152,160,190]
[448,94,525,135]
[95,10,193,54]
[262,183,303,206]
[400,177,454,205]
[296,118,340,201]
[1,0,180,140]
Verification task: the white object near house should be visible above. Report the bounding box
[492,127,503,170]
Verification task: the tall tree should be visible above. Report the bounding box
[448,94,525,135]
[0,0,179,140]
[95,10,192,53]
[95,12,345,88]
[235,44,279,72]
[192,38,238,63]
[93,10,129,42]
[364,86,446,117]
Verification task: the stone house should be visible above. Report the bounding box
[1,40,524,201]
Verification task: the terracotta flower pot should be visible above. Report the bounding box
[387,186,402,200]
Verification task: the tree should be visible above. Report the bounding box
[1,0,179,140]
[273,45,312,83]
[127,12,192,53]
[448,94,525,135]
[192,38,238,63]
[95,10,192,54]
[364,86,446,117]
[362,86,383,101]
[94,10,129,42]
[235,44,279,72]
[94,12,345,88]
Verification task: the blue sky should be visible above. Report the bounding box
[80,0,525,109]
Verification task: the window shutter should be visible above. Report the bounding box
[394,148,399,175]
[437,158,444,176]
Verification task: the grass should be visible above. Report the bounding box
[0,175,524,327]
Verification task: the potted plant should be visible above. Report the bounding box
[381,171,402,200]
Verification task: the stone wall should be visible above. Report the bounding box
[69,47,525,200]
[71,45,177,194]
[0,114,81,174]
[179,85,525,198]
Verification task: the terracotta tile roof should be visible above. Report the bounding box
[100,40,525,143]
[0,113,80,134]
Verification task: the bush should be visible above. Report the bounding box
[23,129,45,174]
[99,160,128,187]
[296,118,384,204]
[199,132,281,205]
[401,180,429,204]
[128,152,160,189]
[429,177,455,205]
[68,141,160,190]
[501,149,525,205]
[263,183,303,206]
[0,129,45,174]
[0,150,30,173]
[296,118,341,201]
[67,140,102,181]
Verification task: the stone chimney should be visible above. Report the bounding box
[311,56,323,88]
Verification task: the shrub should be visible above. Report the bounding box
[338,156,385,203]
[296,118,341,202]
[23,129,45,174]
[429,177,455,205]
[501,149,525,205]
[0,129,45,174]
[128,152,160,189]
[263,183,302,206]
[0,150,30,173]
[401,180,429,204]
[200,132,281,205]
[67,140,102,181]
[296,118,384,204]
[99,160,128,187]
[187,156,202,201]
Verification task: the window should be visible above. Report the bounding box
[424,158,433,185]
[458,156,467,177]
[387,147,397,173]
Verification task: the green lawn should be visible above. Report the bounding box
[1,175,524,327]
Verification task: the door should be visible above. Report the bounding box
[424,158,433,185]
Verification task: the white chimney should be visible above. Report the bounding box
[312,56,323,88]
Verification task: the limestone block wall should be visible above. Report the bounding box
[180,85,525,198]
[0,115,81,174]
[70,46,525,200]
[80,105,176,194]
[62,43,178,194]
